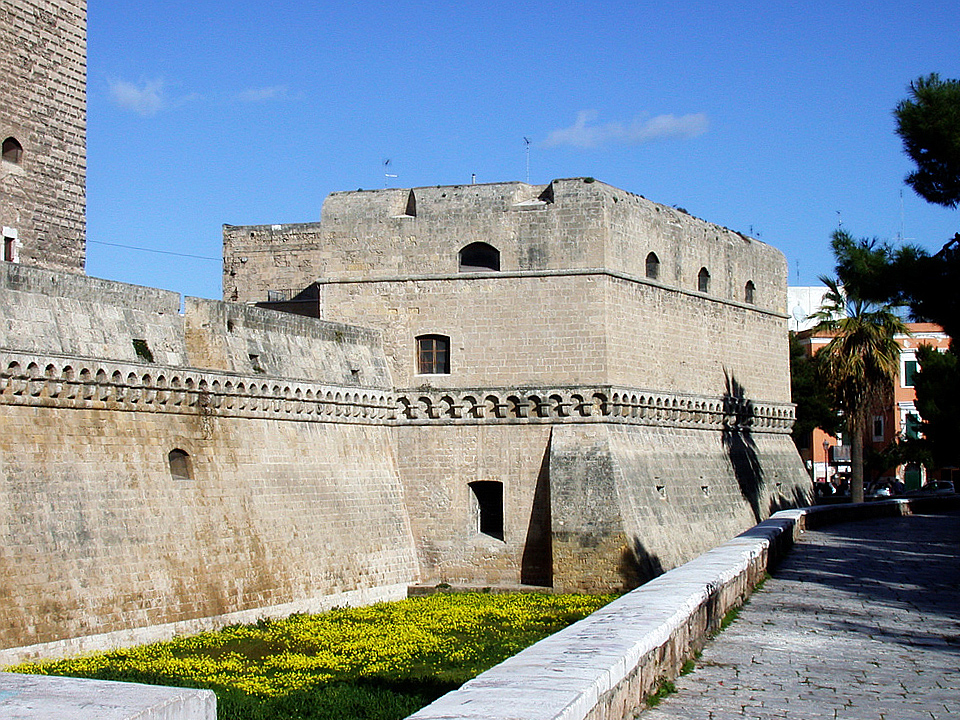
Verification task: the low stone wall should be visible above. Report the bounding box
[0,673,216,720]
[408,497,959,720]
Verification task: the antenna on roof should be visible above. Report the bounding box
[898,189,915,242]
[523,137,531,183]
[383,158,397,188]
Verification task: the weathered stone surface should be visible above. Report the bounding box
[223,177,810,589]
[0,0,86,272]
[0,264,418,661]
[0,0,816,663]
[0,673,216,719]
[225,180,791,400]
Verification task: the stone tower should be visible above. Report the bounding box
[0,0,86,272]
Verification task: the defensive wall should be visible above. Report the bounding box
[0,0,86,272]
[0,255,809,658]
[0,262,418,662]
[223,179,789,398]
[0,0,817,662]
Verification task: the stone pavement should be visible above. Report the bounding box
[640,509,960,720]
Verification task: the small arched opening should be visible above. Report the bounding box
[168,449,193,481]
[459,242,500,272]
[2,137,22,164]
[645,252,660,280]
[697,267,710,293]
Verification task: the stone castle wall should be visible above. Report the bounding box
[0,263,418,659]
[0,0,86,272]
[0,0,816,663]
[603,276,790,400]
[223,178,792,398]
[220,177,809,594]
[393,384,805,590]
[0,258,810,656]
[319,274,608,388]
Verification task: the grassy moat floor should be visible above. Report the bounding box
[9,592,615,720]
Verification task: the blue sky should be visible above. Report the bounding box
[86,0,960,301]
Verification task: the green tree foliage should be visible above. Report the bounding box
[865,436,933,481]
[789,332,841,450]
[832,230,960,342]
[810,277,908,502]
[839,73,960,338]
[825,74,960,475]
[895,73,960,209]
[913,344,960,468]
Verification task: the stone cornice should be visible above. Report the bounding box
[0,351,795,434]
[0,350,393,424]
[313,268,788,319]
[394,386,794,433]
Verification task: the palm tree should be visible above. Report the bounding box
[810,277,909,503]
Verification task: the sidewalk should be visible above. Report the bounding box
[641,509,960,720]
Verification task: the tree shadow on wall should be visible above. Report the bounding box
[769,484,813,515]
[520,431,553,587]
[619,538,665,590]
[722,371,764,523]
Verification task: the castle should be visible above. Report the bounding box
[0,0,810,662]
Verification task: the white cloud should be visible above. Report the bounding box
[545,110,708,149]
[237,85,288,103]
[108,78,165,117]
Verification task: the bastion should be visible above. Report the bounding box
[223,178,811,591]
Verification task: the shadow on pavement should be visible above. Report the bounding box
[772,510,960,654]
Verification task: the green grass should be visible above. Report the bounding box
[645,679,677,707]
[9,592,614,720]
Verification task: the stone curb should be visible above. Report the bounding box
[406,496,960,720]
[0,672,216,720]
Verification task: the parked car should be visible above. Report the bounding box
[905,481,955,497]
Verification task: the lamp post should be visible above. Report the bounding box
[822,439,831,485]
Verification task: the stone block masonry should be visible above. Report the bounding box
[0,0,816,673]
[223,178,811,591]
[0,0,86,272]
[0,259,809,657]
[224,179,793,398]
[0,263,418,661]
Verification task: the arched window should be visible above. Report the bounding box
[744,280,756,304]
[2,137,22,164]
[645,252,660,280]
[459,242,500,272]
[168,449,193,481]
[416,334,450,374]
[697,267,710,293]
[469,481,504,540]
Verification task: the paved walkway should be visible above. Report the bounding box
[641,509,960,720]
